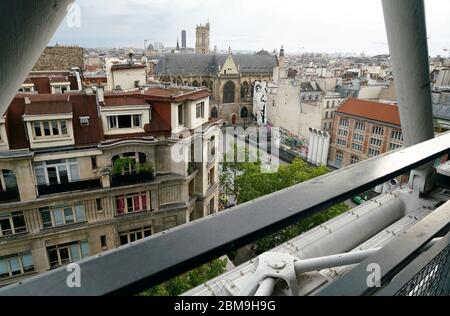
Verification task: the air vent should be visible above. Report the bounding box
[79,116,90,126]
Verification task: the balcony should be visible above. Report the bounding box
[111,171,155,188]
[37,179,102,196]
[0,187,20,203]
[2,132,450,296]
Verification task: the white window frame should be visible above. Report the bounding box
[32,120,68,139]
[0,212,27,236]
[119,226,152,245]
[47,240,89,268]
[0,252,34,279]
[40,203,86,229]
[107,114,143,130]
[34,159,80,186]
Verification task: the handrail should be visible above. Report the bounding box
[1,132,450,296]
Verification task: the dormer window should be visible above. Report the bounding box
[32,120,68,139]
[108,114,142,130]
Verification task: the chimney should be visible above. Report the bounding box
[95,86,105,104]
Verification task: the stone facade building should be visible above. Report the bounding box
[328,98,403,168]
[155,50,278,123]
[0,86,221,286]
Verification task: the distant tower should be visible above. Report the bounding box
[181,30,187,49]
[195,22,210,54]
[280,45,285,57]
[176,37,180,51]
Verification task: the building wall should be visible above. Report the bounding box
[108,68,146,91]
[328,112,402,169]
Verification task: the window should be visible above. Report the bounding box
[351,156,360,165]
[391,130,403,141]
[208,167,215,186]
[47,240,89,269]
[354,121,365,131]
[0,252,34,280]
[196,102,205,119]
[372,126,384,137]
[91,156,97,170]
[100,235,107,249]
[389,143,402,150]
[223,81,235,103]
[338,128,348,137]
[353,132,364,142]
[119,227,152,245]
[340,118,350,127]
[32,120,68,139]
[107,114,142,129]
[337,138,347,147]
[178,104,184,125]
[0,212,27,236]
[368,147,381,157]
[326,101,330,108]
[34,159,80,186]
[209,198,215,214]
[335,151,344,167]
[351,143,362,152]
[96,198,103,211]
[370,137,383,148]
[116,192,148,215]
[208,136,216,162]
[40,204,86,229]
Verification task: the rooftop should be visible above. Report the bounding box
[336,98,401,126]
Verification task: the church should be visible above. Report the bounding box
[155,48,281,124]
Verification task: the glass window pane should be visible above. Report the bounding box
[12,214,26,233]
[35,167,46,185]
[64,208,74,224]
[0,260,9,278]
[51,121,59,135]
[80,241,89,258]
[75,205,86,222]
[58,165,68,183]
[69,244,80,261]
[0,218,12,235]
[47,167,58,185]
[69,164,80,181]
[43,122,51,136]
[9,258,21,275]
[120,235,128,245]
[118,115,132,128]
[133,115,141,127]
[40,209,52,228]
[21,253,33,270]
[59,248,70,264]
[47,248,59,267]
[60,121,67,135]
[53,209,64,226]
[33,122,42,137]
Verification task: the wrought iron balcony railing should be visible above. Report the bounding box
[37,179,102,196]
[1,132,450,296]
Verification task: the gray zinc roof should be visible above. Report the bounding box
[155,53,277,76]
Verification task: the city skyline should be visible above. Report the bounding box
[50,0,450,56]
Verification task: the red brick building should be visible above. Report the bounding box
[328,98,403,168]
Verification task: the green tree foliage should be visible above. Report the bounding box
[220,154,349,254]
[140,258,228,296]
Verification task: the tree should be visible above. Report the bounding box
[220,155,349,255]
[140,258,228,296]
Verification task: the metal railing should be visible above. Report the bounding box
[0,187,20,203]
[37,178,102,196]
[110,171,155,187]
[1,132,450,296]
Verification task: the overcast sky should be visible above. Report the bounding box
[50,0,450,56]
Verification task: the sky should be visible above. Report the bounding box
[51,0,450,56]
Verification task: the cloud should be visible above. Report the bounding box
[50,0,450,55]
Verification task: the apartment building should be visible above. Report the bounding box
[328,98,403,168]
[0,86,221,286]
